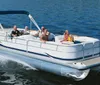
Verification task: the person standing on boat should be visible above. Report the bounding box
[61,30,74,42]
[11,25,20,38]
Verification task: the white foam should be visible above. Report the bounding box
[0,53,37,70]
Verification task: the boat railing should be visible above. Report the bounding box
[0,31,100,60]
[12,36,100,60]
[1,31,83,50]
[15,38,59,51]
[0,29,83,47]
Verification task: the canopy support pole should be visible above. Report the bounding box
[28,14,41,31]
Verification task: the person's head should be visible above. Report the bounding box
[64,30,69,35]
[25,26,28,31]
[13,25,17,31]
[41,26,45,32]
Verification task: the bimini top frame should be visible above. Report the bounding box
[0,10,41,31]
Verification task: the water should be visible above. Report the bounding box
[0,0,100,85]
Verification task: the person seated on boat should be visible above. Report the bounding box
[40,29,48,42]
[11,25,20,39]
[21,26,30,35]
[34,26,45,37]
[61,30,74,42]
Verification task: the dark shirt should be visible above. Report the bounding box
[11,30,20,38]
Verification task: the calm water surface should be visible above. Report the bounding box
[0,0,100,85]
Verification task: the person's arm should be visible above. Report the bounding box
[60,35,66,42]
[33,31,40,37]
[40,35,46,42]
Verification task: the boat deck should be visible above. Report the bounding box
[68,56,100,70]
[81,56,100,70]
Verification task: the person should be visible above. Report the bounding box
[39,26,46,37]
[11,25,20,38]
[21,26,30,35]
[34,26,45,37]
[61,30,74,42]
[40,29,48,42]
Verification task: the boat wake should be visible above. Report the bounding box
[0,52,37,70]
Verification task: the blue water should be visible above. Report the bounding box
[0,0,100,38]
[0,0,100,85]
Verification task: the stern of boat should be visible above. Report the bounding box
[61,62,90,81]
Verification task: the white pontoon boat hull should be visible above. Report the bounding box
[0,44,90,81]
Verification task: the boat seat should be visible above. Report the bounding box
[55,35,63,42]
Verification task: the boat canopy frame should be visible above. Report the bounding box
[0,10,41,31]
